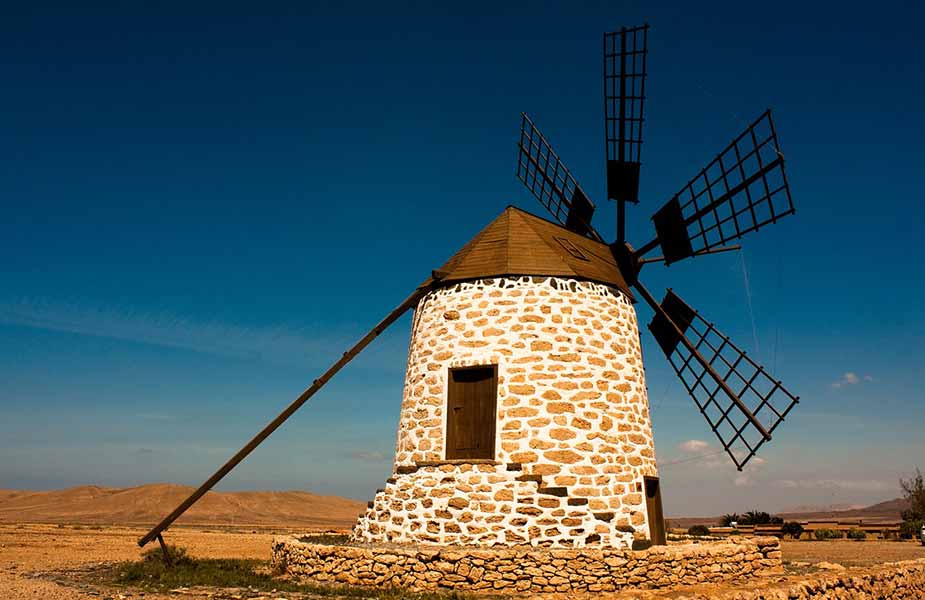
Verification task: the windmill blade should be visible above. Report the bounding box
[640,110,794,264]
[604,24,648,207]
[637,285,799,470]
[516,113,602,241]
[137,285,430,548]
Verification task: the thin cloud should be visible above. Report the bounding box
[136,413,175,422]
[745,456,767,468]
[733,455,767,487]
[830,372,873,389]
[679,439,711,453]
[772,479,892,492]
[664,441,731,471]
[348,450,388,462]
[0,297,352,367]
[734,474,754,487]
[663,441,768,485]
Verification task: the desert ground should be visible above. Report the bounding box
[0,523,280,600]
[0,484,366,599]
[2,486,923,599]
[3,523,925,600]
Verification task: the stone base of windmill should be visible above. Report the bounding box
[351,462,644,548]
[271,535,782,594]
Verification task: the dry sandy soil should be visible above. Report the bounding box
[0,484,366,529]
[0,523,288,599]
[782,538,925,567]
[3,523,925,600]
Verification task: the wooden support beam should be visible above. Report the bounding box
[156,533,173,567]
[137,285,430,548]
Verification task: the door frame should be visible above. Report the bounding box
[643,475,666,545]
[444,363,498,461]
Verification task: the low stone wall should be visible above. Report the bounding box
[271,535,781,593]
[670,558,925,600]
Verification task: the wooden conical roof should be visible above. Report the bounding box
[425,206,632,298]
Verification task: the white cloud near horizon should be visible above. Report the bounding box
[679,439,711,453]
[666,441,769,474]
[0,297,362,367]
[732,456,767,487]
[734,474,753,487]
[831,372,874,389]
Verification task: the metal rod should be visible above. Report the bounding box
[156,533,173,567]
[137,285,430,547]
[632,279,772,441]
[638,244,741,264]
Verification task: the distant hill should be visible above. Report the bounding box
[670,497,910,528]
[777,497,910,523]
[778,502,867,514]
[0,483,366,529]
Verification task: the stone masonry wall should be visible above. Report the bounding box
[681,558,925,600]
[272,535,782,593]
[352,276,657,548]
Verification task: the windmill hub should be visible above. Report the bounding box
[609,242,642,286]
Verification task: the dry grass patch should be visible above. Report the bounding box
[110,544,475,600]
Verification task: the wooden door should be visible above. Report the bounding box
[446,366,497,460]
[644,476,666,545]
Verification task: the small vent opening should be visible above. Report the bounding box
[555,237,590,261]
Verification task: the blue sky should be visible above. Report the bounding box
[1,1,923,516]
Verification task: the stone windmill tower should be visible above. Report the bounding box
[353,207,659,548]
[138,24,801,555]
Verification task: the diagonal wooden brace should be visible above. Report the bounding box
[138,285,430,548]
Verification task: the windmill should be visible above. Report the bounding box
[139,24,800,555]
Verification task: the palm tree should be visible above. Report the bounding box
[743,510,772,525]
[719,513,740,527]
